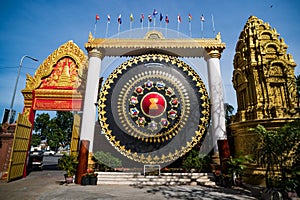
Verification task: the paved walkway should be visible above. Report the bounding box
[0,170,261,200]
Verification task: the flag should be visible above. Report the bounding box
[148,15,152,22]
[153,9,158,16]
[96,14,100,21]
[200,14,205,38]
[201,14,205,22]
[130,13,134,22]
[188,13,192,22]
[165,15,169,24]
[159,13,163,21]
[118,14,122,24]
[106,14,110,37]
[107,14,111,23]
[177,14,182,23]
[140,14,144,23]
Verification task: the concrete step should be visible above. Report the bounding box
[96,172,215,186]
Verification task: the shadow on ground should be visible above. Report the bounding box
[134,184,261,200]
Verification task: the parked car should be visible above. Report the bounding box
[43,150,56,156]
[28,150,43,170]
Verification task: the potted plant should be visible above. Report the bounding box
[58,153,78,184]
[223,154,253,186]
[81,168,98,185]
[213,169,222,185]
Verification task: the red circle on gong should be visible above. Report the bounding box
[140,92,166,118]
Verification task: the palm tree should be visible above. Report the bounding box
[251,125,279,188]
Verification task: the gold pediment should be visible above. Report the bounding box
[23,40,87,91]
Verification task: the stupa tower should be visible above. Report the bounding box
[231,16,299,155]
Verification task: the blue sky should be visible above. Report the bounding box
[0,0,300,121]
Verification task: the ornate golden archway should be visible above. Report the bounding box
[21,40,87,124]
[5,40,89,179]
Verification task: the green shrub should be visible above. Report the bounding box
[93,151,122,171]
[58,154,78,177]
[182,149,210,172]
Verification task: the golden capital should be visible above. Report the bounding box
[204,48,222,60]
[88,48,104,59]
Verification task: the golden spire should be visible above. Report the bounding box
[58,60,71,86]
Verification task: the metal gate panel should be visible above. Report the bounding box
[70,113,80,155]
[7,113,32,181]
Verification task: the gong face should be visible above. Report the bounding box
[98,54,210,164]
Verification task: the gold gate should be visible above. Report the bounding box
[7,113,32,181]
[70,113,81,156]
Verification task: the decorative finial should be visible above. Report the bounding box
[216,32,221,41]
[88,32,94,42]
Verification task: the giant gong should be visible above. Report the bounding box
[98,54,210,164]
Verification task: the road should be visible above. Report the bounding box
[42,154,62,170]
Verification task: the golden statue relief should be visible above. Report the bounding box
[149,98,159,110]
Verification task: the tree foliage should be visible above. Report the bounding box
[33,113,50,140]
[182,149,211,172]
[30,133,41,146]
[224,103,234,126]
[33,111,73,150]
[251,121,300,192]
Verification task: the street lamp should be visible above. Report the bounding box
[9,55,38,122]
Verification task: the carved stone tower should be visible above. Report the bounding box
[231,16,299,156]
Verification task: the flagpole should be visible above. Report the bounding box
[212,14,215,36]
[165,15,169,38]
[159,13,163,28]
[153,9,157,28]
[105,22,109,38]
[117,14,121,39]
[165,23,168,37]
[118,23,120,38]
[94,20,97,37]
[177,15,181,38]
[141,14,144,30]
[130,13,133,37]
[106,14,110,38]
[200,15,205,38]
[200,15,204,38]
[177,22,180,37]
[188,14,192,38]
[189,22,192,37]
[201,21,204,38]
[130,21,132,37]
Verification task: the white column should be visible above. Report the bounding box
[80,48,103,151]
[205,49,226,152]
